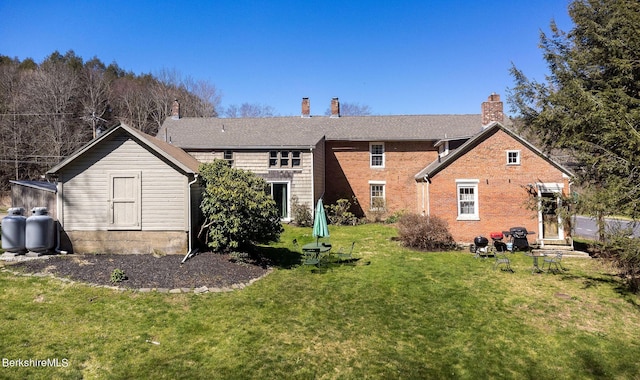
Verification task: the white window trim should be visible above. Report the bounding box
[506,150,521,165]
[267,181,291,222]
[370,142,385,168]
[368,180,386,211]
[456,179,479,221]
[536,182,565,240]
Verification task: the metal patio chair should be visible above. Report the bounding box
[335,241,355,262]
[542,251,565,273]
[494,251,514,272]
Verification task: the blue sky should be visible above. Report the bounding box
[1,0,573,117]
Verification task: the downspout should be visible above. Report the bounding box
[423,175,431,216]
[182,174,199,263]
[54,179,67,254]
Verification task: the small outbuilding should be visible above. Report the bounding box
[9,180,57,219]
[46,124,202,254]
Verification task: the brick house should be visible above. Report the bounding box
[415,122,572,244]
[159,94,572,245]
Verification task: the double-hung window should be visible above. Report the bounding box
[370,143,385,168]
[369,181,386,211]
[456,179,479,220]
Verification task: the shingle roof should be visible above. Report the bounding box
[47,124,201,175]
[158,114,488,149]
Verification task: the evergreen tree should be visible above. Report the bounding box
[509,0,640,239]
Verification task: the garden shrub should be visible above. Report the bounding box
[291,195,312,227]
[199,160,283,252]
[384,210,405,224]
[397,213,455,251]
[110,268,127,284]
[326,198,359,225]
[598,225,640,292]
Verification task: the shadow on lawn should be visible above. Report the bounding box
[558,271,640,310]
[248,246,365,272]
[250,246,302,269]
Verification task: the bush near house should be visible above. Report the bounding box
[199,160,283,252]
[326,198,359,226]
[290,196,312,227]
[397,213,456,251]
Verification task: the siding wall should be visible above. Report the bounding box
[427,129,570,242]
[188,149,318,218]
[11,184,57,219]
[59,135,189,232]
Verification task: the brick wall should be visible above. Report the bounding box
[325,140,437,217]
[427,128,570,242]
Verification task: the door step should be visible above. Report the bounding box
[537,239,574,250]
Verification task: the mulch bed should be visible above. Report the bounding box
[8,252,270,289]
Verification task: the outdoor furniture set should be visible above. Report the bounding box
[470,227,567,274]
[293,239,356,267]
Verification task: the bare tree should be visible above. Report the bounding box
[26,54,86,159]
[111,75,157,134]
[183,77,221,117]
[223,103,276,118]
[0,58,30,182]
[0,51,224,188]
[81,57,111,138]
[324,102,372,116]
[149,68,221,130]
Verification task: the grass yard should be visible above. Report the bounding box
[1,223,640,379]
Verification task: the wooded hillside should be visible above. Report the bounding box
[0,50,220,190]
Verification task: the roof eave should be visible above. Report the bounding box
[415,122,574,181]
[47,124,199,176]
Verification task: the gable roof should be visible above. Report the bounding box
[158,114,488,149]
[47,123,201,175]
[414,122,574,181]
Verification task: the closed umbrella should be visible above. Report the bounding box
[312,198,329,244]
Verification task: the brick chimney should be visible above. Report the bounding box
[481,93,504,126]
[301,97,310,118]
[330,97,340,118]
[171,99,180,120]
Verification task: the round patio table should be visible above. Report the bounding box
[302,242,332,254]
[526,251,546,274]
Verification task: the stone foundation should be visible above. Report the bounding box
[63,230,189,255]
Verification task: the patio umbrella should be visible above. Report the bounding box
[312,198,329,244]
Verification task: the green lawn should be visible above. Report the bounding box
[1,224,639,379]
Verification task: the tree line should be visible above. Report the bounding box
[0,50,221,190]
